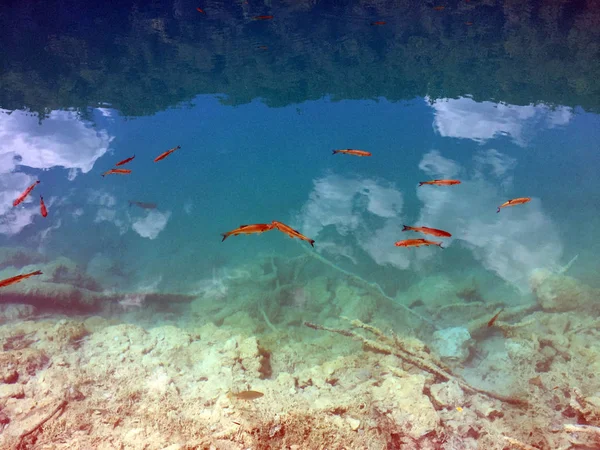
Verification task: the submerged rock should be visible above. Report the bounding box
[530,268,598,312]
[431,327,473,363]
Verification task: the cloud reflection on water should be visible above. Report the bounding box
[429,97,572,146]
[0,109,114,235]
[299,148,562,291]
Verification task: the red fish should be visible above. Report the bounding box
[332,149,372,157]
[253,15,273,20]
[497,197,531,213]
[402,225,451,238]
[154,145,181,162]
[0,270,43,289]
[102,168,131,177]
[271,220,315,247]
[40,196,48,218]
[418,179,461,187]
[221,223,275,241]
[115,155,135,166]
[371,21,386,26]
[395,239,444,249]
[487,309,504,327]
[197,7,206,14]
[13,181,40,207]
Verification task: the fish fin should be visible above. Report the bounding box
[221,233,228,242]
[309,239,315,248]
[402,225,409,232]
[418,182,424,187]
[238,224,250,228]
[496,207,500,213]
[332,150,338,155]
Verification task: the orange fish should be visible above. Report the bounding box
[196,7,206,14]
[40,196,48,218]
[115,155,135,166]
[257,45,269,50]
[402,225,451,238]
[487,308,504,327]
[0,270,43,289]
[13,181,40,207]
[371,21,386,26]
[253,15,273,20]
[395,238,444,249]
[102,168,131,177]
[332,149,372,157]
[154,145,181,162]
[497,197,531,213]
[418,179,461,187]
[221,223,275,241]
[433,6,445,11]
[271,220,315,247]
[465,21,473,25]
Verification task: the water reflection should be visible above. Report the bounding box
[430,97,573,145]
[0,109,112,235]
[416,150,562,291]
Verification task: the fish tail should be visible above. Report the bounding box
[402,225,409,232]
[332,150,340,155]
[309,239,315,248]
[496,207,500,213]
[221,233,229,242]
[418,182,424,187]
[438,243,444,249]
[177,145,181,150]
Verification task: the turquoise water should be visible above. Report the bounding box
[1,1,600,447]
[2,97,598,298]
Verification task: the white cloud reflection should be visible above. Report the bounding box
[416,150,562,290]
[299,150,562,291]
[298,173,409,269]
[0,109,114,235]
[132,210,171,240]
[429,97,572,146]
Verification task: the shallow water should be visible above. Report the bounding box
[1,1,599,449]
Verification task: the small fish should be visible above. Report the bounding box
[129,201,157,210]
[332,149,372,157]
[257,45,269,50]
[497,197,531,213]
[154,145,181,162]
[433,6,445,11]
[395,238,444,248]
[271,220,315,247]
[221,223,275,241]
[371,21,386,26]
[102,168,132,177]
[456,406,463,412]
[0,270,43,289]
[115,155,135,166]
[487,309,504,327]
[228,390,264,401]
[13,181,40,207]
[40,196,48,218]
[418,179,461,187]
[253,15,273,20]
[465,21,473,25]
[402,225,451,238]
[196,7,206,14]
